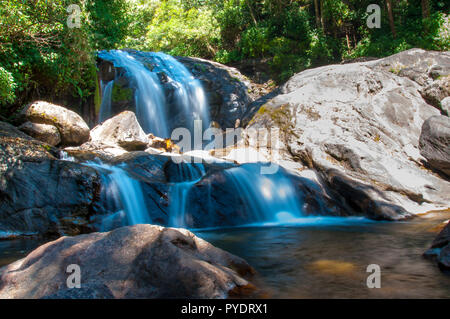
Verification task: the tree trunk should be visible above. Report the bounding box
[320,0,326,31]
[386,0,396,38]
[245,0,258,26]
[421,0,430,19]
[314,0,321,28]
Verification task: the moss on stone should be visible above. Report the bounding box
[111,84,133,102]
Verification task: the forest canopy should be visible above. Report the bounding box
[0,0,448,115]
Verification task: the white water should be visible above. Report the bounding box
[85,161,151,228]
[98,50,169,137]
[98,80,114,123]
[224,164,304,223]
[98,50,210,137]
[150,52,210,131]
[168,162,206,228]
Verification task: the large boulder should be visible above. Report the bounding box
[244,51,450,220]
[22,101,90,146]
[18,121,61,146]
[419,115,450,177]
[0,224,255,299]
[0,121,100,238]
[90,111,149,151]
[424,221,450,270]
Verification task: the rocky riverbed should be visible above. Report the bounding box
[0,49,449,298]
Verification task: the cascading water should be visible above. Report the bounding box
[85,161,151,230]
[98,80,114,123]
[98,50,168,137]
[97,50,210,137]
[168,162,206,228]
[224,164,304,224]
[150,52,210,131]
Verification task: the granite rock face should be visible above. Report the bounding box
[243,49,450,219]
[419,115,450,177]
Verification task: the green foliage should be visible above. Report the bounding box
[1,0,449,116]
[0,67,16,105]
[0,0,130,115]
[137,0,220,58]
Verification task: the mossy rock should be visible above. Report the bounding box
[111,84,134,103]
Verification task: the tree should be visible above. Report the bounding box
[385,0,397,38]
[314,0,321,28]
[421,0,430,19]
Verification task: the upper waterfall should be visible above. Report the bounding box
[97,50,210,138]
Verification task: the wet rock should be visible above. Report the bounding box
[244,51,450,219]
[22,101,90,146]
[18,122,61,146]
[419,115,450,177]
[424,222,450,270]
[90,111,149,151]
[0,224,255,299]
[0,121,100,237]
[175,56,255,129]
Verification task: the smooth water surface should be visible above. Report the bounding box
[196,212,450,298]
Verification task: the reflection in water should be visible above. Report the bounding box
[1,213,449,298]
[196,213,450,298]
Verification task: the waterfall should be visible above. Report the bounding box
[224,164,303,223]
[98,50,169,137]
[150,52,210,131]
[98,80,114,123]
[97,50,210,137]
[168,162,206,228]
[85,161,151,229]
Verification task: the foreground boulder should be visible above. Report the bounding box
[244,49,450,219]
[22,101,90,146]
[424,222,450,270]
[419,115,450,177]
[0,121,100,237]
[0,224,255,299]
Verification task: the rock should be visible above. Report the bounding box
[419,115,450,177]
[420,76,450,111]
[369,48,450,87]
[0,224,255,299]
[22,101,90,146]
[0,121,100,237]
[90,111,149,151]
[441,97,450,116]
[175,56,255,129]
[18,121,61,146]
[424,221,450,270]
[244,51,450,219]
